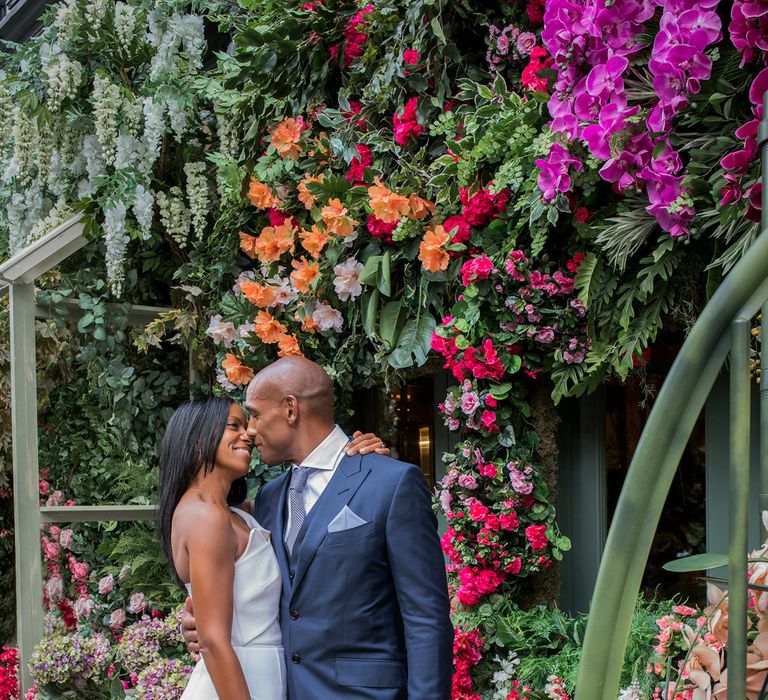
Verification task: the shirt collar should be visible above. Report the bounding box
[294,425,349,471]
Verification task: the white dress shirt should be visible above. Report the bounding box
[285,425,350,540]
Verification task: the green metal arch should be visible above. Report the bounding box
[576,224,768,698]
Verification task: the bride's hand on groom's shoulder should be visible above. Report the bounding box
[346,431,390,457]
[181,596,201,662]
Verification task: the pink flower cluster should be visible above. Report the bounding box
[460,255,495,286]
[540,0,722,237]
[459,186,510,227]
[452,626,485,700]
[730,0,768,65]
[367,215,397,243]
[432,331,506,383]
[521,46,554,93]
[346,144,372,184]
[341,4,374,68]
[393,96,424,146]
[0,646,19,700]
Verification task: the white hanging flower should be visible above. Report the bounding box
[184,162,209,239]
[166,96,188,141]
[132,185,154,240]
[103,201,129,296]
[121,97,144,137]
[82,134,106,188]
[333,258,364,302]
[216,112,240,160]
[92,74,120,165]
[42,48,83,112]
[156,187,191,247]
[142,96,165,158]
[617,680,644,700]
[6,182,44,253]
[53,0,80,44]
[27,197,73,245]
[114,2,136,51]
[5,106,36,184]
[170,13,205,71]
[84,0,109,31]
[114,133,149,171]
[312,302,344,332]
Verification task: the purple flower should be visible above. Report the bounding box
[585,55,629,98]
[536,143,584,201]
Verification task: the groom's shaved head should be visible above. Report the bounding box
[247,356,335,421]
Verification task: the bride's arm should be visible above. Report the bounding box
[186,506,251,700]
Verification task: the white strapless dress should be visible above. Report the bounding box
[181,508,286,700]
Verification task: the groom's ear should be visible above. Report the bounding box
[284,394,299,424]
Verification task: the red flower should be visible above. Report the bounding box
[403,49,420,65]
[346,144,372,184]
[443,215,472,244]
[393,97,424,146]
[367,215,398,244]
[525,524,549,551]
[574,206,590,223]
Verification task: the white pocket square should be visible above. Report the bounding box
[327,505,368,533]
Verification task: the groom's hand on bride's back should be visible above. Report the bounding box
[181,596,201,662]
[346,430,390,456]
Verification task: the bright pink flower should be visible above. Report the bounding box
[393,97,424,146]
[525,524,549,551]
[403,49,420,64]
[469,501,490,521]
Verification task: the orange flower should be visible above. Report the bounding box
[254,310,288,344]
[252,223,296,263]
[290,256,321,293]
[298,174,325,210]
[418,224,451,273]
[299,225,330,258]
[270,117,305,160]
[247,177,280,209]
[239,231,259,259]
[407,194,435,220]
[277,333,303,357]
[240,280,277,308]
[222,353,254,385]
[368,178,411,223]
[321,198,358,237]
[295,311,319,334]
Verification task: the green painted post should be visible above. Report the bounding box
[729,318,750,698]
[9,283,43,695]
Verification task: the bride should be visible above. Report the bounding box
[156,397,385,700]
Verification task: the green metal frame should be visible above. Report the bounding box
[0,216,172,694]
[576,92,768,697]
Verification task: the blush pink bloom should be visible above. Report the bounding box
[109,608,126,630]
[98,574,114,595]
[59,529,74,550]
[129,592,146,614]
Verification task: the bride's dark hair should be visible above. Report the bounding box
[156,397,247,584]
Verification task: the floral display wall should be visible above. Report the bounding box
[0,0,766,696]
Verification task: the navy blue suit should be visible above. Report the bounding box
[253,452,453,699]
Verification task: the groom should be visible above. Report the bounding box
[182,356,453,699]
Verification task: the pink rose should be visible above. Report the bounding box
[460,392,480,415]
[480,410,497,430]
[69,559,89,581]
[525,524,549,551]
[129,592,146,614]
[73,595,95,619]
[42,540,60,561]
[59,529,74,549]
[98,574,114,595]
[45,575,64,601]
[48,526,61,540]
[499,513,519,530]
[458,474,478,490]
[469,501,490,522]
[110,608,126,629]
[478,462,498,479]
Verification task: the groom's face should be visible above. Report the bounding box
[244,391,295,467]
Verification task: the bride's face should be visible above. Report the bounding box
[213,404,253,477]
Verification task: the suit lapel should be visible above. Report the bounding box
[270,469,292,592]
[290,454,370,596]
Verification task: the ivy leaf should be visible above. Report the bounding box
[387,312,437,368]
[430,17,446,44]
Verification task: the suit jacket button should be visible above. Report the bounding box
[292,654,301,664]
[289,570,295,580]
[290,609,299,620]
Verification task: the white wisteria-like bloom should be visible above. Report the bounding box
[27,197,73,245]
[121,97,144,137]
[132,184,154,240]
[46,151,67,197]
[170,13,205,71]
[5,106,36,184]
[114,133,149,171]
[156,187,191,247]
[92,74,121,165]
[82,134,106,185]
[53,0,80,44]
[184,161,209,239]
[113,2,136,51]
[103,201,129,295]
[142,96,165,158]
[6,182,44,253]
[312,302,344,332]
[166,97,188,141]
[216,112,240,160]
[41,47,83,112]
[333,258,364,302]
[84,0,109,31]
[206,315,237,348]
[617,680,644,700]
[77,178,95,199]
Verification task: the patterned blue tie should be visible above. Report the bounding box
[286,466,316,555]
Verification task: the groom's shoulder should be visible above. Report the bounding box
[362,453,424,485]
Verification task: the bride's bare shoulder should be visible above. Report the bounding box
[173,498,236,549]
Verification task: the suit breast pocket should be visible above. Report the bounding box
[322,520,376,546]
